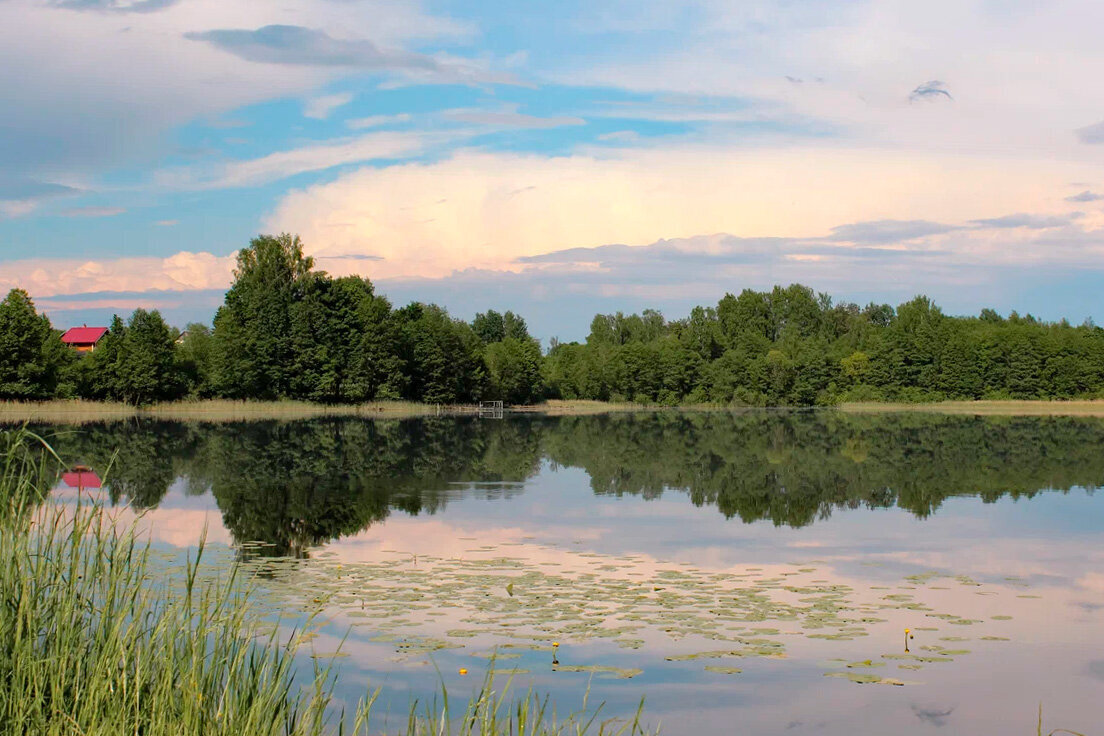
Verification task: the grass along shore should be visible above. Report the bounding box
[0,428,651,736]
[0,398,672,424]
[0,399,441,424]
[837,399,1104,416]
[6,397,1104,425]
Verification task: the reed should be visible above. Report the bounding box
[0,399,443,425]
[838,399,1104,417]
[0,428,653,736]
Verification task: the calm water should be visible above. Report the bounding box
[33,412,1104,735]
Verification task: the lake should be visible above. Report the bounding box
[32,411,1104,735]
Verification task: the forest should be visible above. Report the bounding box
[3,232,1104,406]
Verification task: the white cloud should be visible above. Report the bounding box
[303,92,354,120]
[347,113,412,130]
[0,0,472,176]
[1,251,235,298]
[442,103,585,129]
[0,199,41,219]
[546,0,1104,162]
[153,131,444,189]
[263,146,1102,280]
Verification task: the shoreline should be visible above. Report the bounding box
[836,399,1104,416]
[5,398,1104,424]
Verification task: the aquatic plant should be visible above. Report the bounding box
[0,428,654,736]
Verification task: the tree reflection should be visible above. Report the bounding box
[36,412,1104,554]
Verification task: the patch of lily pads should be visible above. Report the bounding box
[236,541,1025,688]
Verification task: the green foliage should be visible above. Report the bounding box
[34,412,1104,547]
[0,429,644,736]
[395,303,485,404]
[0,289,69,399]
[212,233,314,399]
[472,309,530,344]
[546,285,1104,406]
[290,275,402,403]
[85,310,188,405]
[484,337,544,403]
[8,232,1104,408]
[177,323,215,396]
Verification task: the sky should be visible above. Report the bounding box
[1,0,1103,343]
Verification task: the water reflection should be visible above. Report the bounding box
[19,411,1104,736]
[34,411,1104,553]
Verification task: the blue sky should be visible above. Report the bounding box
[1,0,1103,342]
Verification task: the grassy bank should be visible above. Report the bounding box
[0,398,707,424]
[519,400,657,415]
[0,429,651,736]
[0,399,443,424]
[8,397,1104,425]
[838,400,1104,417]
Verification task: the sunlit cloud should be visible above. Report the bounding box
[1065,191,1104,203]
[48,0,180,13]
[1,252,235,299]
[264,146,1100,280]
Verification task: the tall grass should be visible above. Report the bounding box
[838,399,1104,416]
[0,399,445,425]
[0,428,653,736]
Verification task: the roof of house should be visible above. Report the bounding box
[60,326,108,344]
[62,470,102,489]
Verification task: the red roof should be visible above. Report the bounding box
[61,326,108,344]
[62,471,102,489]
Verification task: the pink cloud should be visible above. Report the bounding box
[1,251,235,299]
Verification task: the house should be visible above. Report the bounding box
[60,325,109,352]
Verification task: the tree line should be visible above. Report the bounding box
[545,284,1104,404]
[2,233,1104,405]
[0,234,542,405]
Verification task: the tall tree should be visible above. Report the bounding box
[113,309,185,405]
[177,323,215,397]
[484,337,543,404]
[212,234,313,399]
[395,303,484,403]
[0,289,68,399]
[290,275,400,403]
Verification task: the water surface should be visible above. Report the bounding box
[33,412,1104,735]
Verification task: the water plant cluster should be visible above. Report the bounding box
[0,428,650,736]
[244,536,1024,691]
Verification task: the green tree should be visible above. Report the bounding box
[113,309,186,405]
[396,303,484,403]
[212,233,313,399]
[484,337,543,404]
[0,289,69,399]
[177,323,215,397]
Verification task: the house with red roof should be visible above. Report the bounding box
[60,325,109,353]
